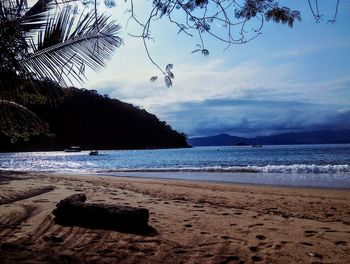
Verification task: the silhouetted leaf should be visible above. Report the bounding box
[167,71,174,79]
[150,76,158,82]
[166,64,173,72]
[265,7,301,27]
[165,76,172,88]
[202,49,209,56]
[21,8,122,87]
[104,0,117,8]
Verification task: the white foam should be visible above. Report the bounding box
[249,164,350,173]
[98,164,350,174]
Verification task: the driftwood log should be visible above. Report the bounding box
[52,193,149,230]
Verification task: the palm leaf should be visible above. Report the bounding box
[22,0,78,32]
[25,0,52,18]
[22,0,53,32]
[20,8,122,86]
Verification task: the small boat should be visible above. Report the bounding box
[89,151,99,155]
[252,144,262,148]
[64,146,81,152]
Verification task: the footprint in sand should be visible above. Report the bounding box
[304,230,317,237]
[173,200,185,204]
[173,249,187,254]
[251,255,263,262]
[325,229,337,233]
[300,242,313,246]
[249,223,264,228]
[249,246,258,252]
[256,235,266,241]
[274,244,283,250]
[225,255,240,262]
[217,255,240,264]
[280,241,291,245]
[335,241,347,246]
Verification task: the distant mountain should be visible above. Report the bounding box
[188,129,350,146]
[0,87,189,151]
[250,129,350,145]
[188,134,247,146]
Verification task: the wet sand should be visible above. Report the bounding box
[0,171,350,263]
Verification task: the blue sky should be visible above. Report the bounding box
[83,0,350,137]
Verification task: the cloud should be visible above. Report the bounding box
[99,56,349,111]
[113,59,298,109]
[84,56,349,137]
[159,99,350,137]
[273,44,325,59]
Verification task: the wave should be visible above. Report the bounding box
[98,164,350,174]
[253,164,350,174]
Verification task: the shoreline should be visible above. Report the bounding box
[2,169,350,189]
[96,172,350,190]
[1,171,350,263]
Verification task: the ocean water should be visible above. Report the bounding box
[1,144,350,188]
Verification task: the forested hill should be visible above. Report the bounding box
[189,130,350,146]
[0,87,189,151]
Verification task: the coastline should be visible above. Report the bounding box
[1,171,350,263]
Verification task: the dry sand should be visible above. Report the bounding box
[0,171,349,263]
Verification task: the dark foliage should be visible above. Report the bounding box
[0,0,122,142]
[0,86,189,151]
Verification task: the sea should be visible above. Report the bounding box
[1,144,350,188]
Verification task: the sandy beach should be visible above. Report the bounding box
[0,171,349,263]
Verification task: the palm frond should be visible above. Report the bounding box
[22,0,75,32]
[20,8,123,86]
[25,0,52,18]
[22,0,53,33]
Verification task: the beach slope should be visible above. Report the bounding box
[0,172,349,263]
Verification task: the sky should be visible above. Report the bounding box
[81,0,350,138]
